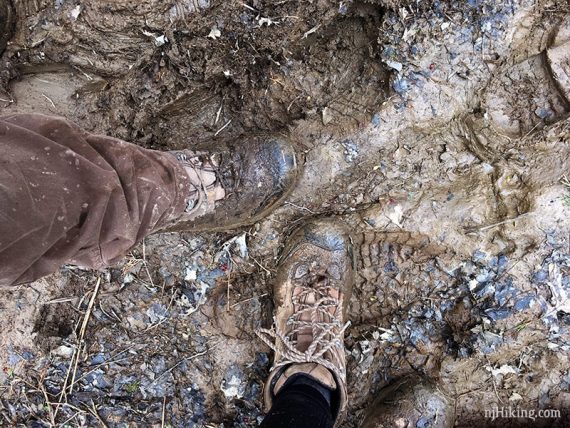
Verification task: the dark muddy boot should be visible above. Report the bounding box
[257,219,354,425]
[360,376,454,428]
[0,0,13,55]
[160,135,300,232]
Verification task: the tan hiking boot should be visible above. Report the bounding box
[361,376,454,428]
[257,219,354,424]
[161,134,300,232]
[0,0,13,55]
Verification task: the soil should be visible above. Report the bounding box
[1,0,570,427]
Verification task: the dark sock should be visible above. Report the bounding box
[261,381,335,428]
[280,373,334,406]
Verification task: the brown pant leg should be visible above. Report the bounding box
[0,113,192,286]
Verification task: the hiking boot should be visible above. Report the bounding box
[257,219,354,424]
[0,0,13,55]
[361,376,454,428]
[160,134,299,232]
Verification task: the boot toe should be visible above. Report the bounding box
[162,134,300,232]
[300,219,351,253]
[242,135,299,217]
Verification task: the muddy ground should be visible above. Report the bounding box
[1,0,570,427]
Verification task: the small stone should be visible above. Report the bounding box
[53,345,74,358]
[341,139,359,163]
[484,308,511,321]
[184,268,197,282]
[147,303,168,324]
[207,26,221,40]
[385,60,403,72]
[221,365,246,399]
[371,113,381,127]
[514,295,535,312]
[70,5,81,20]
[322,107,333,125]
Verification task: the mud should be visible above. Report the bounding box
[1,0,570,427]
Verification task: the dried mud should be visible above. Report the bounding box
[1,0,570,427]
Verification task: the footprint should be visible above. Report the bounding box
[546,14,570,103]
[483,17,570,137]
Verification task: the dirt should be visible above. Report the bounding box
[1,0,570,427]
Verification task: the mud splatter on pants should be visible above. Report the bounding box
[0,114,192,286]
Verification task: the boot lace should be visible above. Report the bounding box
[174,152,220,213]
[256,269,350,381]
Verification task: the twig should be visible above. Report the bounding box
[98,300,121,323]
[42,93,56,108]
[226,271,232,312]
[79,277,101,340]
[287,95,301,112]
[142,240,156,288]
[152,347,213,385]
[57,403,87,420]
[215,119,232,136]
[303,24,320,38]
[38,379,56,426]
[215,99,224,125]
[60,411,80,427]
[55,345,77,416]
[69,277,101,394]
[161,396,166,428]
[489,375,504,405]
[72,65,94,81]
[230,293,268,308]
[521,122,541,140]
[45,297,77,304]
[65,346,142,395]
[252,257,273,275]
[59,401,109,428]
[68,355,130,390]
[241,2,257,11]
[465,212,532,234]
[67,344,84,398]
[90,402,109,428]
[284,201,316,214]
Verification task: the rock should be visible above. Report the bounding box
[146,303,168,324]
[53,345,74,358]
[322,107,333,125]
[341,139,359,163]
[126,313,148,331]
[221,364,246,399]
